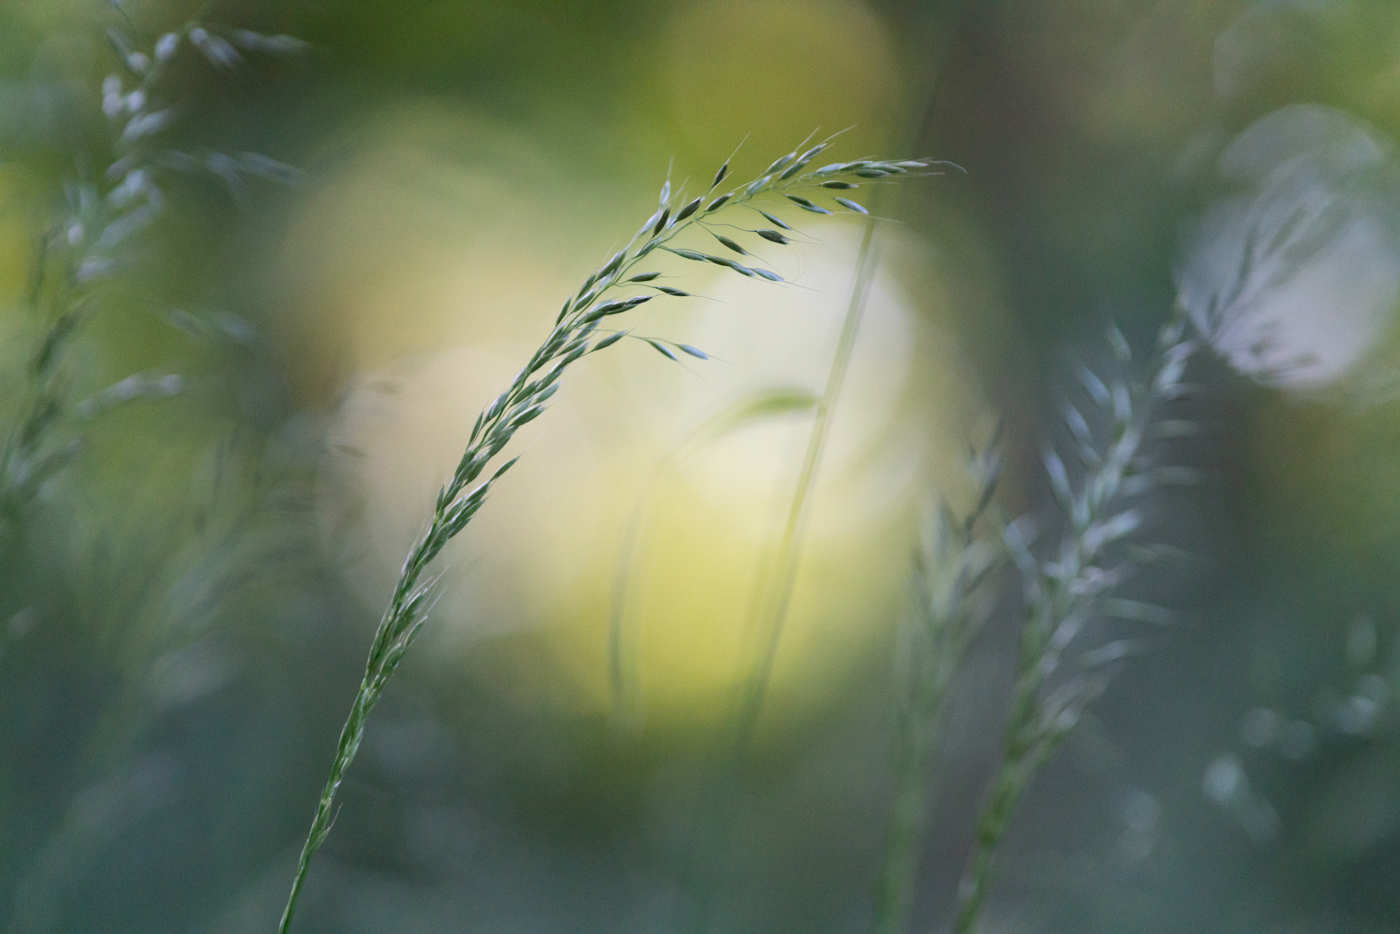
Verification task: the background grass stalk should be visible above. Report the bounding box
[952,310,1196,933]
[874,447,1000,934]
[738,215,880,748]
[679,218,879,934]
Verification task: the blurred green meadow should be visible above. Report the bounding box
[2,1,1400,932]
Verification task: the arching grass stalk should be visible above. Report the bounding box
[952,310,1197,933]
[276,140,945,934]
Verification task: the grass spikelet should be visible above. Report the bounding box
[676,344,710,360]
[758,209,793,230]
[593,330,629,351]
[676,197,704,222]
[646,339,680,361]
[651,208,671,235]
[785,194,834,214]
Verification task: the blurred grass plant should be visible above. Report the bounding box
[0,6,302,568]
[0,5,309,926]
[873,437,1001,934]
[952,314,1196,932]
[276,139,949,933]
[869,311,1198,934]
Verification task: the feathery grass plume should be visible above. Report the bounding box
[952,310,1197,933]
[873,440,1002,934]
[0,11,302,628]
[276,137,944,934]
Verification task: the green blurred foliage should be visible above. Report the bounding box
[1,1,1399,933]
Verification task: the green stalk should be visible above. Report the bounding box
[681,217,880,934]
[739,213,880,748]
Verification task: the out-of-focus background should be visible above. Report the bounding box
[2,0,1400,932]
